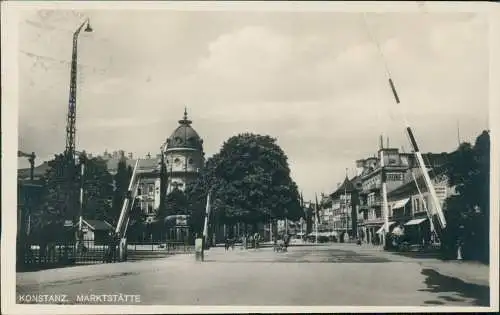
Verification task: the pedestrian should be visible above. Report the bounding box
[241,235,247,250]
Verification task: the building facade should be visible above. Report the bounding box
[351,141,448,245]
[356,148,410,244]
[386,165,455,246]
[328,176,361,240]
[103,109,205,224]
[164,109,205,194]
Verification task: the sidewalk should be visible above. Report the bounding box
[331,242,490,286]
[16,254,194,287]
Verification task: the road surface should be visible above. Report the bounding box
[16,244,490,306]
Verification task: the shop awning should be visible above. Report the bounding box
[392,198,410,210]
[404,217,428,226]
[376,221,396,234]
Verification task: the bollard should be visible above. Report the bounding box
[195,238,204,262]
[457,244,463,261]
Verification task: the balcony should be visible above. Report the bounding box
[367,198,382,207]
[361,182,381,195]
[359,203,369,211]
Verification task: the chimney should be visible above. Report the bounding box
[128,152,133,159]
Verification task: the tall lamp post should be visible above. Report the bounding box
[65,18,93,241]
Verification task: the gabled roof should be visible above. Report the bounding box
[330,176,356,198]
[82,219,114,231]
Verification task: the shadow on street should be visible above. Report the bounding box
[419,268,489,306]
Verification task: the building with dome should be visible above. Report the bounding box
[164,109,205,194]
[100,109,204,228]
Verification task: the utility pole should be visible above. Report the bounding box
[380,138,390,249]
[344,168,348,241]
[159,141,168,241]
[77,154,86,251]
[17,150,38,268]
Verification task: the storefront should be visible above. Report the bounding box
[403,216,432,246]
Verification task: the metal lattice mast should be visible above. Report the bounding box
[65,19,92,161]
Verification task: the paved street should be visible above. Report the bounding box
[16,244,490,307]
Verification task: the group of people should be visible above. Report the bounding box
[224,233,262,251]
[273,233,290,252]
[223,233,294,253]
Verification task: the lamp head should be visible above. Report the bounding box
[84,21,93,32]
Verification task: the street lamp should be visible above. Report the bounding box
[65,18,93,246]
[66,18,93,162]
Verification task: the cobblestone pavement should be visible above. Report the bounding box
[15,244,491,307]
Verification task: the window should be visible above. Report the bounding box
[147,204,153,214]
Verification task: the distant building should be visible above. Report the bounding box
[164,109,205,194]
[17,161,50,181]
[81,219,114,246]
[103,152,160,223]
[329,175,362,240]
[355,143,448,245]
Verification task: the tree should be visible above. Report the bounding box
[80,155,114,222]
[31,153,114,242]
[156,188,189,221]
[442,130,490,262]
[186,133,302,234]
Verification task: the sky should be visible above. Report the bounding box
[17,7,489,201]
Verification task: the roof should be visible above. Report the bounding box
[166,109,203,151]
[106,157,160,174]
[17,161,50,179]
[330,176,357,198]
[83,219,114,231]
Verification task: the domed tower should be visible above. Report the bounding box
[164,108,204,193]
